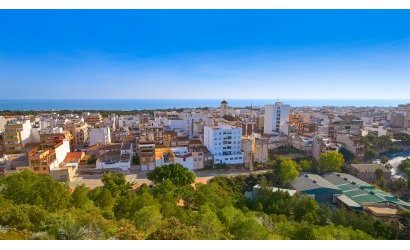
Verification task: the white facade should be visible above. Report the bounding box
[30,127,41,144]
[204,124,244,165]
[168,118,186,131]
[264,102,290,135]
[96,143,132,171]
[89,127,111,146]
[55,139,71,168]
[171,147,194,171]
[0,116,6,133]
[118,115,139,129]
[183,111,209,138]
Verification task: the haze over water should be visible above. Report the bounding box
[1,99,409,111]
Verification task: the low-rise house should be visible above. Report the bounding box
[348,163,391,185]
[50,151,84,182]
[189,145,208,170]
[95,143,133,171]
[138,142,156,171]
[155,147,193,171]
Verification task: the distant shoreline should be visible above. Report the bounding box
[0,99,409,111]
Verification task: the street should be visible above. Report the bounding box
[69,168,270,190]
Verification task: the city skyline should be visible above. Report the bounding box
[0,10,409,100]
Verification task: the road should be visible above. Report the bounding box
[69,168,270,190]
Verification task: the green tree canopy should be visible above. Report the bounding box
[319,151,345,173]
[270,157,299,186]
[147,163,195,187]
[101,172,133,196]
[0,171,71,211]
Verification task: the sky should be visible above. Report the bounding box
[0,10,409,100]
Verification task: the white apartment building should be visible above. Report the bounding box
[204,124,244,165]
[55,139,71,168]
[118,115,139,129]
[264,102,290,135]
[88,127,111,146]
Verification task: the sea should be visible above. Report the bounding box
[0,99,409,111]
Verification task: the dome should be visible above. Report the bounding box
[221,100,228,105]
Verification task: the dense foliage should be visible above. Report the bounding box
[319,151,345,173]
[0,169,408,240]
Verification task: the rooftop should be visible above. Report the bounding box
[290,173,340,192]
[350,163,389,173]
[323,172,410,210]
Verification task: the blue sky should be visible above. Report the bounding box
[0,10,409,99]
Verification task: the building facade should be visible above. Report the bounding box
[204,124,244,165]
[264,102,290,135]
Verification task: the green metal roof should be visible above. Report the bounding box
[323,172,410,210]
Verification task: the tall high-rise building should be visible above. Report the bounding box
[204,124,243,165]
[264,102,290,135]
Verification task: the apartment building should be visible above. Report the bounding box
[65,122,89,149]
[264,102,290,135]
[138,142,156,171]
[3,139,70,175]
[204,124,244,165]
[84,112,103,126]
[89,127,111,146]
[336,133,365,160]
[3,119,33,154]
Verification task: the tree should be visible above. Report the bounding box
[230,216,271,240]
[147,217,197,240]
[71,185,92,209]
[113,192,139,220]
[196,205,225,239]
[299,159,314,172]
[398,210,410,240]
[270,157,299,186]
[391,177,408,197]
[132,155,140,165]
[339,147,354,164]
[0,171,71,211]
[364,148,378,162]
[133,205,162,235]
[92,188,115,212]
[293,196,320,223]
[399,158,410,172]
[291,224,316,240]
[101,172,132,196]
[374,168,386,189]
[380,156,389,165]
[319,151,345,173]
[147,163,195,187]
